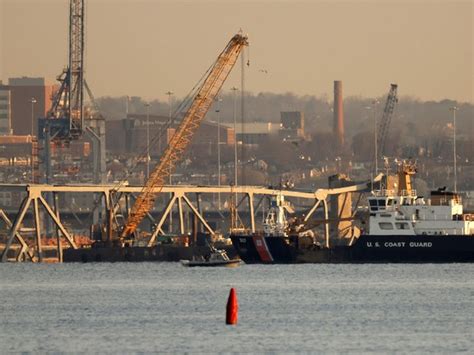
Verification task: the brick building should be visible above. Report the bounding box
[0,77,56,136]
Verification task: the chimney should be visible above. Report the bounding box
[333,80,344,149]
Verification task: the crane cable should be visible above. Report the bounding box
[108,37,242,216]
[121,34,248,237]
[110,54,224,196]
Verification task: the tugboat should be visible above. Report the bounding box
[230,163,474,263]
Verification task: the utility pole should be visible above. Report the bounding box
[144,102,150,179]
[372,99,379,175]
[216,97,222,210]
[30,97,37,182]
[165,91,174,233]
[450,106,458,192]
[30,97,37,136]
[166,91,174,119]
[240,50,246,185]
[231,87,239,186]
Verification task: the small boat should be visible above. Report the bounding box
[181,248,241,267]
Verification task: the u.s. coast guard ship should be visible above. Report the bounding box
[231,163,474,263]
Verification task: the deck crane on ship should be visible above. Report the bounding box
[376,84,398,174]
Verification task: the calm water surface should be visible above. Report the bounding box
[0,263,473,353]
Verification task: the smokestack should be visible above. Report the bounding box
[333,80,344,149]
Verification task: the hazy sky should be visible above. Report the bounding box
[0,0,472,103]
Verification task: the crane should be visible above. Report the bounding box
[120,33,249,239]
[38,0,106,185]
[376,84,398,162]
[40,0,85,141]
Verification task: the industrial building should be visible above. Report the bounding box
[223,122,280,145]
[0,88,12,135]
[221,113,305,146]
[0,77,56,136]
[106,114,235,156]
[279,111,305,141]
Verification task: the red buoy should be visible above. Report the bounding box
[226,288,238,325]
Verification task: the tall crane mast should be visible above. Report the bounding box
[68,0,85,136]
[38,0,105,185]
[41,0,85,140]
[377,84,398,161]
[121,33,249,238]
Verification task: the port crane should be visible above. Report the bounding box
[38,0,105,184]
[39,0,85,142]
[120,33,249,239]
[376,84,398,164]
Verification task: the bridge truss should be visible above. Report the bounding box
[0,180,377,262]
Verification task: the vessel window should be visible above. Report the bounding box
[378,222,394,230]
[378,199,386,207]
[395,222,409,230]
[387,199,394,206]
[369,200,377,207]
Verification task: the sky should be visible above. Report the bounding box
[0,0,472,103]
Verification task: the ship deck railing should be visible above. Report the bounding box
[372,189,418,198]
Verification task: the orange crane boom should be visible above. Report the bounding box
[121,33,249,238]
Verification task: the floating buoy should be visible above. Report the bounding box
[226,288,238,325]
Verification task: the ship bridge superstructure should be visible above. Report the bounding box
[368,190,474,236]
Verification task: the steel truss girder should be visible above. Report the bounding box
[0,188,78,262]
[0,178,377,262]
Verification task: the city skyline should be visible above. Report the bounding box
[0,0,472,103]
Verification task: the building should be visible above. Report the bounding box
[223,122,280,145]
[0,135,36,183]
[0,87,12,135]
[279,111,305,141]
[0,77,56,136]
[105,114,235,156]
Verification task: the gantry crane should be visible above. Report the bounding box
[376,84,398,162]
[120,33,249,239]
[38,0,106,185]
[39,0,85,141]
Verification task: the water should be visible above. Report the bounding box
[0,263,473,353]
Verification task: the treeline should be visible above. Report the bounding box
[97,92,473,163]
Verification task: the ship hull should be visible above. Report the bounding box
[63,244,237,263]
[230,234,474,263]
